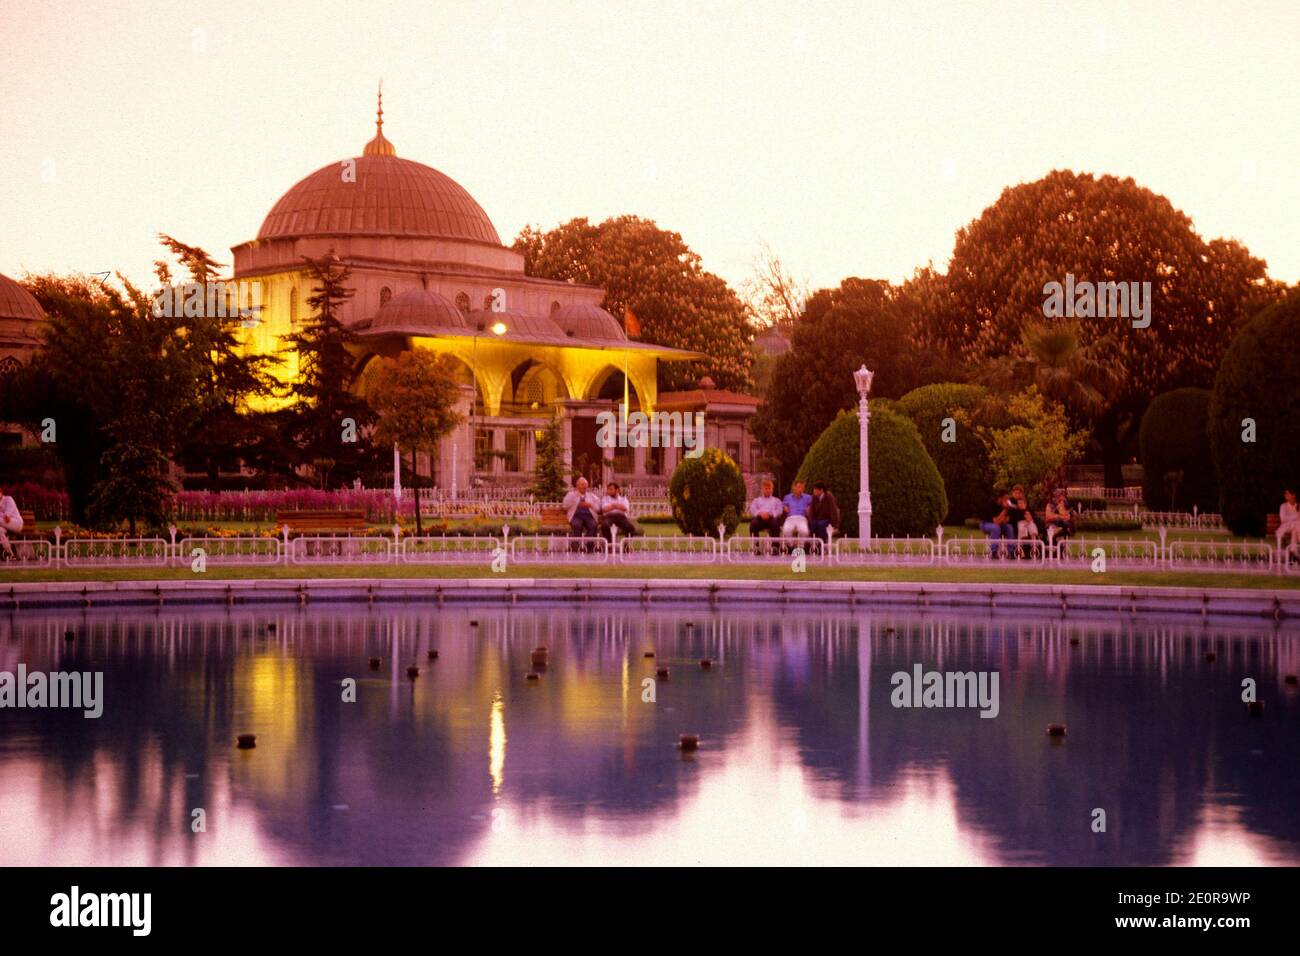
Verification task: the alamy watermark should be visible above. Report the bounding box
[1042,273,1151,328]
[890,664,999,718]
[596,406,705,457]
[0,666,103,718]
[152,280,264,327]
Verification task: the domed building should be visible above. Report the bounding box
[0,272,49,446]
[231,92,701,491]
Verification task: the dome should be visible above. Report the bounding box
[366,289,466,336]
[0,273,45,323]
[257,155,501,245]
[551,303,625,342]
[465,310,567,343]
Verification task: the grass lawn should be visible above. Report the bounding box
[1,563,1296,591]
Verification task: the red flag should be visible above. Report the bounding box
[624,308,640,339]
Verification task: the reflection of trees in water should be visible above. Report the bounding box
[761,613,1300,865]
[1,607,1297,865]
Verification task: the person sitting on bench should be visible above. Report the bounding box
[808,481,840,543]
[598,482,638,541]
[1279,487,1299,560]
[562,476,601,537]
[781,479,813,539]
[0,486,23,560]
[1044,488,1075,540]
[749,479,783,538]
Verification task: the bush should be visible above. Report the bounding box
[1139,388,1217,512]
[1210,291,1300,535]
[897,382,989,523]
[1075,516,1142,532]
[796,402,947,537]
[669,448,746,536]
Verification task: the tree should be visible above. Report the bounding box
[279,254,376,488]
[528,413,567,502]
[668,449,746,536]
[938,169,1280,485]
[366,351,463,535]
[1209,290,1300,535]
[896,383,990,523]
[964,390,1087,501]
[1138,388,1217,512]
[154,235,281,486]
[750,277,946,483]
[741,242,809,338]
[514,215,753,391]
[0,273,200,527]
[796,403,947,538]
[979,320,1118,422]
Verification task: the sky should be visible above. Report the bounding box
[1,0,1297,297]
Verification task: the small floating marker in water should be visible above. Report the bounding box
[1069,637,1080,646]
[427,650,439,660]
[368,656,381,670]
[1285,674,1298,686]
[657,666,670,680]
[525,671,540,682]
[531,650,549,667]
[236,734,257,749]
[267,623,276,634]
[685,621,694,629]
[700,658,713,669]
[470,620,479,628]
[1204,651,1217,663]
[64,629,75,641]
[1247,701,1265,717]
[406,666,420,679]
[678,733,700,752]
[644,651,655,659]
[1046,723,1067,737]
[884,627,896,637]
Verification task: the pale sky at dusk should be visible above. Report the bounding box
[2,0,1297,296]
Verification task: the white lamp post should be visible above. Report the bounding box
[854,365,874,544]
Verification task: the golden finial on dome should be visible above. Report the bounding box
[363,80,396,157]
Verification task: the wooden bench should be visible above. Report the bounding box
[538,505,570,536]
[1266,514,1280,538]
[275,510,368,536]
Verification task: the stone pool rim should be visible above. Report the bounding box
[2,577,1297,621]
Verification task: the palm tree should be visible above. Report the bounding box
[980,320,1118,419]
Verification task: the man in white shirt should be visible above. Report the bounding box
[561,476,601,537]
[1279,487,1299,560]
[0,487,23,559]
[749,479,783,538]
[598,482,638,541]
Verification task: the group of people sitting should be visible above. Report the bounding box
[979,485,1076,557]
[749,478,840,544]
[562,477,640,542]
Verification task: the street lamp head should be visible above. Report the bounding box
[491,320,508,336]
[853,365,874,397]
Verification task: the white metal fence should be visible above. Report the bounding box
[5,532,1297,576]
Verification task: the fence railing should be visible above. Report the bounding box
[4,532,1297,575]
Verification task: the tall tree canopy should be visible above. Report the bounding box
[750,275,961,482]
[513,215,752,391]
[936,169,1279,484]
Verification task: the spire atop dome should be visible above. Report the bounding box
[363,80,397,157]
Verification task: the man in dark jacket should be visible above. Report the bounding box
[808,481,840,543]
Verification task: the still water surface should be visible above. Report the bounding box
[0,605,1297,866]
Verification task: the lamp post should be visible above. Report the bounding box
[854,365,874,544]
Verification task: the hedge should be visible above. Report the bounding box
[797,402,947,538]
[669,448,747,536]
[1209,291,1300,535]
[1138,388,1217,512]
[896,383,989,523]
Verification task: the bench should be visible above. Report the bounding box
[275,510,369,536]
[539,505,570,536]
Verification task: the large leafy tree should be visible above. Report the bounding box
[154,235,281,486]
[365,351,463,534]
[0,273,201,528]
[279,254,376,488]
[750,276,960,482]
[937,169,1279,485]
[513,215,753,391]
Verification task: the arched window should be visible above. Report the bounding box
[379,286,392,307]
[550,301,561,314]
[289,288,299,325]
[482,292,495,310]
[455,292,471,313]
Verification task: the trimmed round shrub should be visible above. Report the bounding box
[1138,387,1217,512]
[896,382,989,523]
[1209,291,1300,535]
[796,402,947,538]
[669,448,746,536]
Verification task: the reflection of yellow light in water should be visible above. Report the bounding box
[489,692,506,795]
[621,655,628,721]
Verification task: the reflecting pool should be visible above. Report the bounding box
[0,605,1297,866]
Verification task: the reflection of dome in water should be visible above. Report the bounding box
[367,289,466,336]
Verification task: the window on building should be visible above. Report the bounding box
[379,286,392,307]
[502,430,522,472]
[726,441,741,464]
[474,428,494,471]
[289,288,299,325]
[455,292,471,313]
[550,301,561,314]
